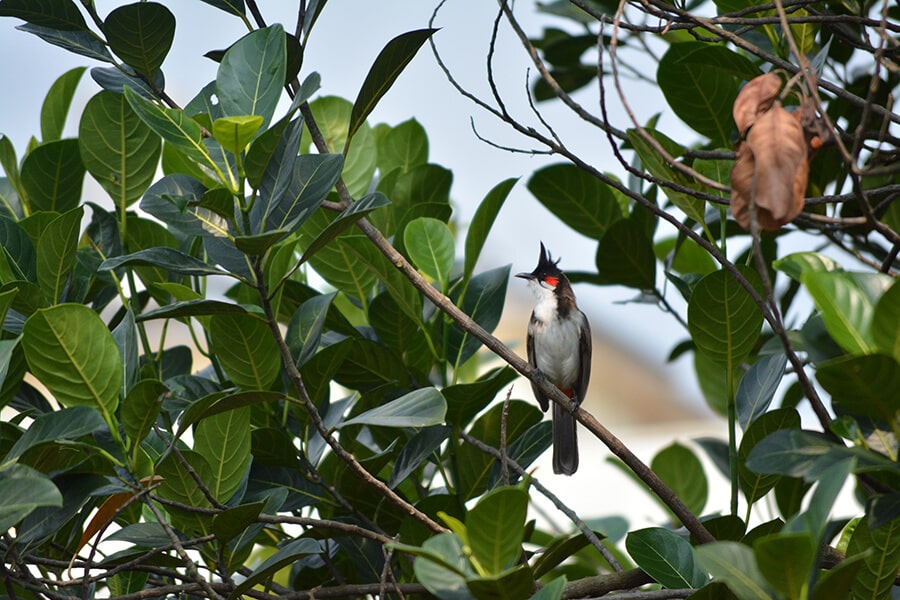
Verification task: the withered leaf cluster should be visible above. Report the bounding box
[730,73,824,232]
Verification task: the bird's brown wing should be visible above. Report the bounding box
[575,309,591,407]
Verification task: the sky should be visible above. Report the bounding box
[0,1,709,412]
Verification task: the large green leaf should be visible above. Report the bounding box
[738,408,801,505]
[688,266,762,367]
[657,42,759,144]
[216,25,285,129]
[123,86,221,178]
[120,379,166,450]
[155,450,213,535]
[0,465,62,533]
[846,516,900,600]
[251,153,343,234]
[36,206,83,303]
[304,96,377,197]
[447,265,510,367]
[300,213,377,302]
[594,217,656,289]
[376,118,429,176]
[404,217,455,291]
[389,425,450,488]
[464,178,515,280]
[695,541,772,600]
[285,292,335,367]
[2,405,104,467]
[100,248,225,277]
[194,406,252,503]
[298,192,390,265]
[228,538,322,600]
[802,271,874,354]
[347,29,437,147]
[17,23,114,63]
[340,387,446,428]
[344,234,424,325]
[21,304,122,427]
[0,0,87,30]
[817,354,900,423]
[372,162,451,241]
[873,280,900,361]
[20,139,85,213]
[773,251,839,282]
[626,527,707,589]
[467,486,529,575]
[0,216,36,281]
[40,66,85,142]
[753,533,815,598]
[212,115,263,156]
[527,163,624,239]
[650,442,708,518]
[209,313,281,390]
[444,366,518,427]
[79,91,161,207]
[104,2,175,76]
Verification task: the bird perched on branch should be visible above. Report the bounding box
[516,243,592,475]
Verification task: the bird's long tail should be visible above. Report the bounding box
[552,402,578,475]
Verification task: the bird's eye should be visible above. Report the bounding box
[542,276,559,288]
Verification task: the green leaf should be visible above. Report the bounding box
[18,23,113,62]
[298,192,390,265]
[2,405,104,467]
[36,206,83,303]
[198,0,245,16]
[104,2,175,76]
[20,139,85,212]
[304,95,377,197]
[464,178,515,280]
[138,299,249,322]
[0,215,36,281]
[79,90,161,208]
[527,163,624,238]
[340,387,446,428]
[802,271,874,354]
[753,533,815,598]
[376,118,429,176]
[389,426,450,488]
[155,450,213,535]
[194,406,252,503]
[738,408,801,505]
[444,366,518,427]
[626,527,708,588]
[0,0,88,30]
[229,538,322,600]
[657,42,759,144]
[773,251,839,282]
[100,248,224,277]
[140,174,229,238]
[209,313,281,390]
[176,390,282,443]
[120,379,165,449]
[123,86,219,176]
[245,116,297,191]
[212,115,264,156]
[695,541,772,600]
[531,530,605,578]
[650,442,708,518]
[372,162,451,241]
[251,153,343,234]
[216,25,286,129]
[817,354,900,423]
[211,501,263,544]
[846,515,900,600]
[466,564,535,600]
[40,66,85,142]
[448,265,510,367]
[736,353,787,430]
[0,465,62,533]
[404,217,455,291]
[409,533,472,597]
[344,234,424,325]
[285,292,335,367]
[467,486,529,574]
[688,266,762,367]
[347,29,438,147]
[21,304,121,427]
[809,552,867,600]
[595,218,656,289]
[872,280,900,362]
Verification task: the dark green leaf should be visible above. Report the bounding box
[464,178,515,280]
[90,65,164,99]
[198,0,245,16]
[447,265,510,367]
[0,465,62,532]
[2,406,104,466]
[595,218,656,289]
[17,23,113,62]
[0,0,87,30]
[753,533,815,598]
[817,354,900,423]
[36,206,83,303]
[252,153,343,234]
[140,174,230,238]
[138,299,249,321]
[527,163,624,238]
[376,118,429,176]
[112,309,139,394]
[0,216,36,281]
[285,292,335,367]
[389,425,450,488]
[467,486,529,574]
[212,502,263,544]
[444,366,518,427]
[100,248,225,277]
[846,515,900,600]
[209,313,281,390]
[340,387,446,428]
[404,217,455,291]
[650,442,707,518]
[694,541,771,600]
[873,280,900,361]
[104,2,175,76]
[738,408,801,505]
[194,406,252,503]
[229,538,322,600]
[20,139,85,212]
[298,192,390,265]
[802,271,874,354]
[120,379,165,449]
[216,25,285,129]
[736,353,787,430]
[40,66,85,142]
[489,421,552,486]
[626,527,707,588]
[409,533,471,597]
[347,29,438,146]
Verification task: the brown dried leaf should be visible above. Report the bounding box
[730,102,809,231]
[733,73,782,138]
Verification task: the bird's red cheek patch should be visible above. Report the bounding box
[543,276,559,287]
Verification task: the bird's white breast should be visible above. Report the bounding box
[527,282,584,388]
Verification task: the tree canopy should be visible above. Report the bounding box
[0,1,898,599]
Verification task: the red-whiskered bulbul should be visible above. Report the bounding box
[516,243,591,475]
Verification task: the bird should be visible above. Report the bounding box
[516,242,592,475]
